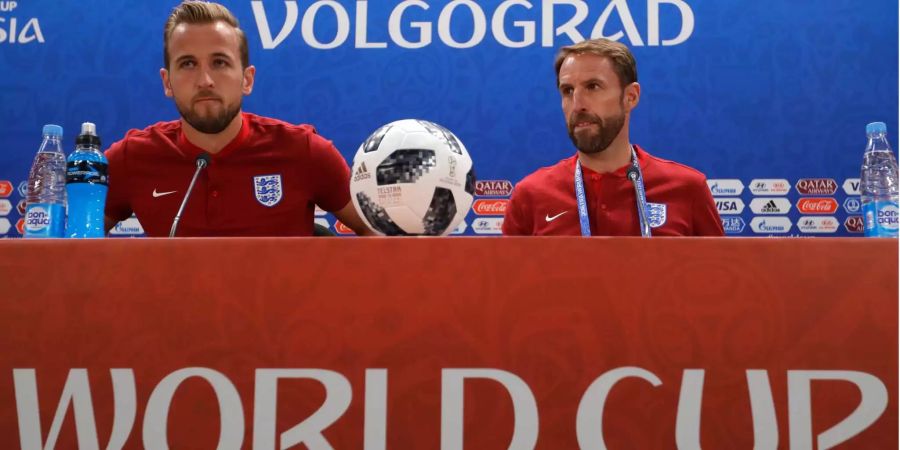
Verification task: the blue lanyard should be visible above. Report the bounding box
[574,147,650,237]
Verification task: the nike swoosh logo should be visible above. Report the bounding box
[545,211,568,222]
[152,189,177,198]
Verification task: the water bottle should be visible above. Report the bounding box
[24,124,67,238]
[65,122,108,238]
[860,121,899,237]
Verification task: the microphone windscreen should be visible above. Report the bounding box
[196,152,211,168]
[626,166,640,181]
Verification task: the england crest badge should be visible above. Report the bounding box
[253,174,283,207]
[647,202,667,228]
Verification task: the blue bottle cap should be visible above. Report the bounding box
[866,122,887,135]
[42,124,63,137]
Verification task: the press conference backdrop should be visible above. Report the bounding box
[0,0,897,237]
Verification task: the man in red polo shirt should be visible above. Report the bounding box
[104,1,371,237]
[502,38,723,237]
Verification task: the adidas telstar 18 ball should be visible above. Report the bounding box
[350,119,476,235]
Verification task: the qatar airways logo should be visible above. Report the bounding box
[796,178,838,196]
[11,367,887,449]
[251,0,696,50]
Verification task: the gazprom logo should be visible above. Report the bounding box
[750,217,792,234]
[109,216,145,236]
[707,179,744,196]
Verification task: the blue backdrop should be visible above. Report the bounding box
[1,0,897,236]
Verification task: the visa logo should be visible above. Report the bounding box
[715,198,745,215]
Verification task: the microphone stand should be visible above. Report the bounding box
[169,153,210,238]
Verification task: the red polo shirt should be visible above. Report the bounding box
[502,146,724,236]
[105,113,350,237]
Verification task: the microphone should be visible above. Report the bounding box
[626,166,651,237]
[169,152,211,237]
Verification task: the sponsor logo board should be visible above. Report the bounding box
[796,198,838,214]
[15,218,24,235]
[721,217,746,234]
[843,197,860,214]
[707,179,744,196]
[715,198,745,215]
[842,178,860,196]
[109,217,145,236]
[472,199,508,215]
[750,217,792,234]
[795,178,837,195]
[0,180,12,197]
[749,179,791,195]
[472,217,503,235]
[314,218,330,230]
[475,180,513,197]
[844,216,864,233]
[335,221,355,235]
[797,217,839,234]
[749,198,792,215]
[0,199,11,216]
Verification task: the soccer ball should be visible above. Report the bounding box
[350,119,476,236]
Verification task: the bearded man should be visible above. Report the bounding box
[502,38,724,236]
[104,1,371,237]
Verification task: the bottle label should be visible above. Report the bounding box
[23,203,65,238]
[863,200,899,237]
[66,160,109,185]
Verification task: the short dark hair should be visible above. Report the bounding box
[554,38,637,88]
[163,1,249,69]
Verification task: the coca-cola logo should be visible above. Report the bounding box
[474,180,513,197]
[796,198,838,214]
[15,218,25,235]
[844,216,864,233]
[795,178,837,195]
[472,199,509,215]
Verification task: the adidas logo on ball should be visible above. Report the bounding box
[352,162,371,182]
